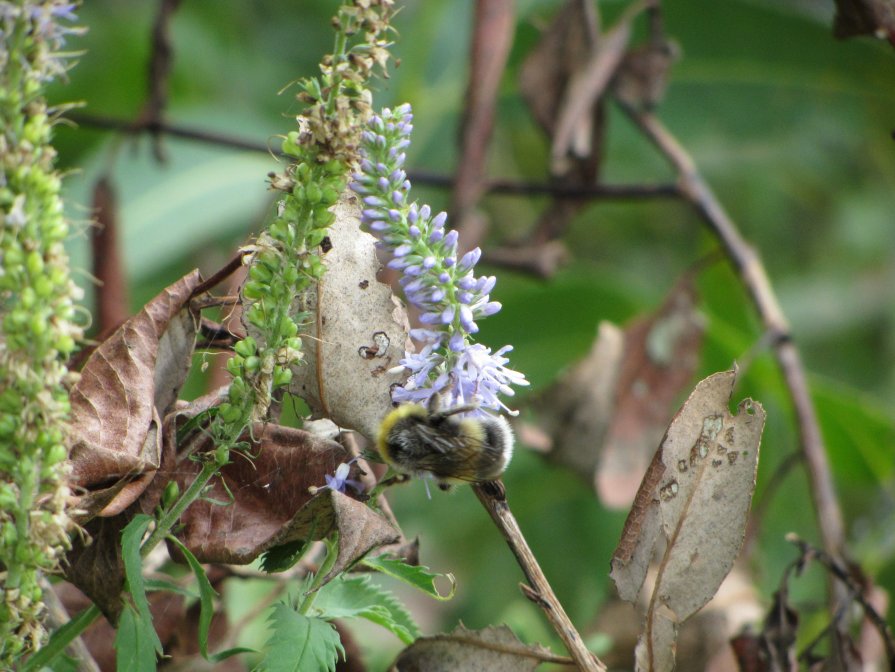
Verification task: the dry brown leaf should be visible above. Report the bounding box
[597,276,704,508]
[612,39,679,111]
[610,370,765,672]
[540,276,703,508]
[63,513,132,622]
[519,0,604,243]
[270,489,401,589]
[68,270,202,519]
[287,193,410,441]
[170,424,356,564]
[540,320,624,478]
[833,0,895,43]
[390,623,563,672]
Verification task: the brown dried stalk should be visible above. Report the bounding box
[617,101,847,581]
[473,482,607,672]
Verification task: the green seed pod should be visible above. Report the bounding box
[234,337,258,358]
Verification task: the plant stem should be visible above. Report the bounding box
[473,483,607,672]
[141,457,223,557]
[298,536,340,615]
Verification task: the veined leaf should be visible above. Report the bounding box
[610,369,765,672]
[310,575,420,644]
[361,554,456,601]
[116,603,162,672]
[254,604,343,672]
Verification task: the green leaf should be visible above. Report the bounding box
[116,603,161,672]
[120,515,162,656]
[144,578,198,600]
[164,535,255,663]
[254,604,344,672]
[362,554,456,601]
[310,575,419,645]
[260,538,311,573]
[166,535,217,659]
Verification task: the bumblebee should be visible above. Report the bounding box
[377,394,514,490]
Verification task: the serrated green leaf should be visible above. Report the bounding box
[362,554,456,601]
[260,538,311,573]
[116,603,161,672]
[120,515,162,656]
[310,575,419,645]
[254,604,343,672]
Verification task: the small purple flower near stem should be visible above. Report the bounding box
[351,104,528,415]
[318,457,363,494]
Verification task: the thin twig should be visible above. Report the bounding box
[138,0,183,162]
[617,103,847,566]
[473,482,606,672]
[65,112,681,203]
[787,534,895,666]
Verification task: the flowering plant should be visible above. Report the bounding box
[351,104,528,416]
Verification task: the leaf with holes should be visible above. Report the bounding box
[610,369,765,672]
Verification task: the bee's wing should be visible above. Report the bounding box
[408,432,488,482]
[413,423,464,454]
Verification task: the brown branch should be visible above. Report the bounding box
[617,102,847,573]
[473,482,607,672]
[787,534,895,666]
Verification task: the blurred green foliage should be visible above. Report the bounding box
[53,0,895,664]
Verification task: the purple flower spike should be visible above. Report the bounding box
[350,104,528,416]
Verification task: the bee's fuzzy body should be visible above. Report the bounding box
[377,399,513,488]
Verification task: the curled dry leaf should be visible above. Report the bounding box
[612,39,680,111]
[62,513,133,622]
[169,423,358,564]
[390,623,564,672]
[272,489,402,590]
[287,192,411,441]
[68,270,202,519]
[610,370,765,672]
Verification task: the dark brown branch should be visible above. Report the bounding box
[617,101,847,580]
[787,534,895,666]
[66,112,681,202]
[473,482,607,672]
[67,112,274,155]
[138,0,183,162]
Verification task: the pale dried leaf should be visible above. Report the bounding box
[390,623,561,671]
[610,370,765,672]
[288,193,410,440]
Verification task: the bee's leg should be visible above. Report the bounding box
[437,482,453,492]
